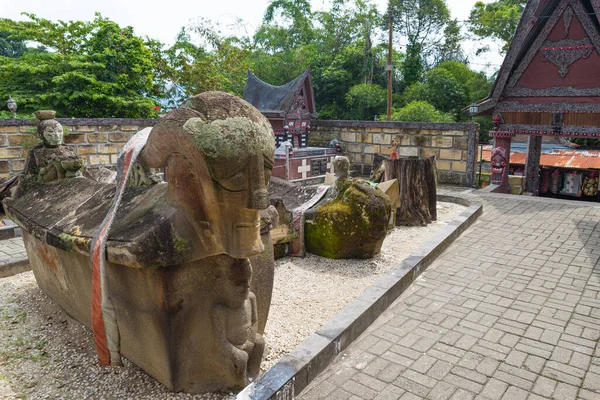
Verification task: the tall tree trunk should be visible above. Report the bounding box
[383,156,437,226]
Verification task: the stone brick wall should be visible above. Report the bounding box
[310,120,478,185]
[0,117,478,186]
[0,118,160,178]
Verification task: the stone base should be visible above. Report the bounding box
[23,231,259,393]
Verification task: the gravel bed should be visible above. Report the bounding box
[261,201,464,369]
[0,202,464,399]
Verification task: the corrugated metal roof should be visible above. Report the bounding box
[479,145,600,170]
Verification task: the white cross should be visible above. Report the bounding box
[298,159,311,179]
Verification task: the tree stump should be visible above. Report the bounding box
[383,156,437,226]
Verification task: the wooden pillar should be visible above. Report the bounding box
[465,123,478,187]
[525,135,542,195]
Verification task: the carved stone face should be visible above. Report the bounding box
[333,156,350,179]
[39,120,64,148]
[490,147,507,184]
[181,113,275,259]
[142,93,276,260]
[220,258,252,308]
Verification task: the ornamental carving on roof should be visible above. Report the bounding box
[540,37,594,78]
[563,6,574,37]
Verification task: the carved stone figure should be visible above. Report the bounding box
[330,156,352,199]
[23,111,84,183]
[305,156,391,259]
[213,259,265,387]
[490,147,508,185]
[4,92,276,394]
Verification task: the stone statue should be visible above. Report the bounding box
[4,93,277,394]
[305,156,391,259]
[23,110,84,183]
[213,259,265,387]
[330,156,352,199]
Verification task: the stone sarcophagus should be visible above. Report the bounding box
[3,93,277,393]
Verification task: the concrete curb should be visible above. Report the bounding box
[0,257,30,278]
[238,195,483,400]
[0,219,20,240]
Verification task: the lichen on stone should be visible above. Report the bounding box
[183,116,275,159]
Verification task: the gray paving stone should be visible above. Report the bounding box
[298,192,600,400]
[480,378,508,400]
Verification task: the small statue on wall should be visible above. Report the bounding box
[490,147,508,185]
[212,258,265,388]
[493,113,503,130]
[23,110,84,183]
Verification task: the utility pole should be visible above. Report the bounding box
[387,6,393,121]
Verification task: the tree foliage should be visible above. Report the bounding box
[0,1,497,123]
[469,0,527,53]
[345,83,387,120]
[0,14,159,117]
[389,100,455,122]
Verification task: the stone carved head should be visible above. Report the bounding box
[217,258,253,308]
[35,110,64,148]
[333,156,350,179]
[141,92,275,260]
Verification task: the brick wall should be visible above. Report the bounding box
[0,118,160,177]
[310,120,478,186]
[0,117,479,186]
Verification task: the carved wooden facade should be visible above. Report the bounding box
[243,69,337,182]
[477,0,600,192]
[243,69,316,149]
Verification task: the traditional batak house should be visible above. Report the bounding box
[476,0,600,195]
[243,69,336,181]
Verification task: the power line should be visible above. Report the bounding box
[447,12,598,26]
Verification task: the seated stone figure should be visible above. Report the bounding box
[305,156,391,259]
[23,111,84,183]
[213,258,265,387]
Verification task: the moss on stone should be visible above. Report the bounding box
[305,179,391,259]
[183,117,274,159]
[172,234,189,253]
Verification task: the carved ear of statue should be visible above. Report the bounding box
[139,107,218,240]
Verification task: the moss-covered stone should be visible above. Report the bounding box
[305,179,391,259]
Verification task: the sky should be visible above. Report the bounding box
[2,0,504,75]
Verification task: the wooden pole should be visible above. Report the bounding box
[387,7,393,121]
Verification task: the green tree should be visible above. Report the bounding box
[403,66,467,117]
[469,0,526,53]
[435,19,466,64]
[401,40,425,86]
[388,0,451,85]
[389,100,454,122]
[436,61,492,103]
[345,83,387,120]
[0,31,27,58]
[0,14,160,117]
[388,0,450,47]
[254,0,314,52]
[163,22,251,107]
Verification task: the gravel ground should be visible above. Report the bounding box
[0,202,464,399]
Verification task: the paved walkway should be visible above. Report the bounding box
[0,236,26,265]
[300,191,600,400]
